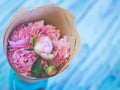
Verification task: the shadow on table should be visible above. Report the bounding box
[9,69,48,90]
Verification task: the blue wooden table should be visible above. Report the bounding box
[0,0,120,90]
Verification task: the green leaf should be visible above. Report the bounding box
[25,48,34,51]
[30,36,36,47]
[31,57,43,77]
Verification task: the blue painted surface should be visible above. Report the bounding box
[0,0,120,90]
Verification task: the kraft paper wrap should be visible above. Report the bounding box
[3,4,80,83]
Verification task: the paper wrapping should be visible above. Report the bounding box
[3,4,80,83]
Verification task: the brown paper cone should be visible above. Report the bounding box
[3,4,80,83]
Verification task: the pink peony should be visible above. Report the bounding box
[34,36,54,60]
[34,36,53,54]
[8,36,30,48]
[49,36,70,67]
[8,20,70,77]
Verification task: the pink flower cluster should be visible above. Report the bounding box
[8,20,70,76]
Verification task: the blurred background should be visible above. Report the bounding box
[0,0,120,90]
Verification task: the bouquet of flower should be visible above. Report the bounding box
[3,4,80,83]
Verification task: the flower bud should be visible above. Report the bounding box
[45,66,58,76]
